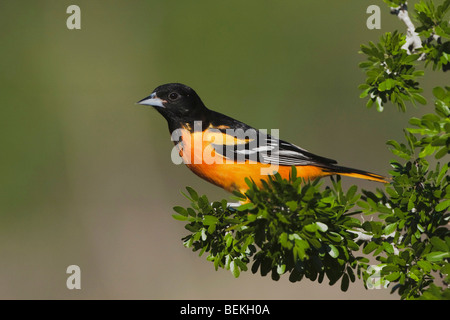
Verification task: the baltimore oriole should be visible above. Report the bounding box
[138,83,387,194]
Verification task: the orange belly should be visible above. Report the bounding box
[186,161,326,193]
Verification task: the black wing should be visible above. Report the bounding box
[207,111,337,167]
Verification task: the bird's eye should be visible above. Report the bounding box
[168,92,180,101]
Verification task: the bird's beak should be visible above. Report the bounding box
[137,92,165,108]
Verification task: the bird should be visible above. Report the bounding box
[137,83,387,194]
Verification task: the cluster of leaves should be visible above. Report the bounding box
[359,0,450,112]
[407,86,450,159]
[174,171,368,291]
[358,86,450,299]
[415,0,450,71]
[356,1,450,299]
[359,31,426,112]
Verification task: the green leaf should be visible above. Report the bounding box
[403,54,421,64]
[315,222,328,232]
[185,186,199,201]
[279,232,289,248]
[426,251,450,262]
[173,206,188,217]
[430,237,449,251]
[419,144,436,158]
[172,214,188,221]
[201,228,207,241]
[230,260,240,278]
[347,240,360,251]
[346,185,358,201]
[234,258,248,272]
[385,271,401,282]
[433,86,446,100]
[384,222,397,236]
[417,260,433,272]
[412,93,427,105]
[304,223,318,233]
[383,242,395,254]
[294,239,309,260]
[286,201,298,211]
[359,61,373,68]
[277,264,286,275]
[225,234,233,248]
[363,242,379,254]
[187,207,196,217]
[327,244,339,258]
[375,97,384,112]
[435,199,450,212]
[202,215,219,225]
[341,273,350,292]
[236,203,256,211]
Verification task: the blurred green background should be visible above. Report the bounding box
[0,0,446,299]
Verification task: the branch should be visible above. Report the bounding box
[348,228,400,255]
[390,2,424,58]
